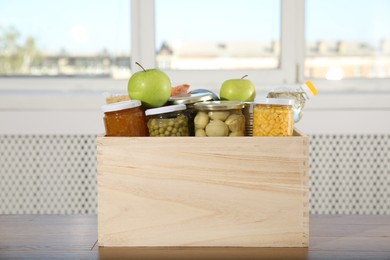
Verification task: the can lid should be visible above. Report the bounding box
[169,92,214,105]
[145,104,186,116]
[255,98,295,106]
[101,100,142,113]
[189,89,219,100]
[194,101,245,110]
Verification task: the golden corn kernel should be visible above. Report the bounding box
[253,104,294,137]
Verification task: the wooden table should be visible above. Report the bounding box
[0,215,389,259]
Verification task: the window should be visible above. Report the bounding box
[0,0,131,79]
[2,0,388,135]
[305,0,390,80]
[133,0,302,88]
[3,0,389,89]
[1,0,301,89]
[155,0,281,71]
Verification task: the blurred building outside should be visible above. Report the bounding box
[1,39,390,80]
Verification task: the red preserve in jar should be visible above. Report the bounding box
[101,100,147,136]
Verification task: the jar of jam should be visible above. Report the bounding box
[193,101,245,137]
[101,100,147,137]
[253,98,294,137]
[168,91,216,136]
[145,104,189,137]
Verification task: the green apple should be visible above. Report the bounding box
[219,75,256,102]
[128,62,171,108]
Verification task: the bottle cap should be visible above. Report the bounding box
[301,81,318,98]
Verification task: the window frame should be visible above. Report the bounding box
[131,0,305,89]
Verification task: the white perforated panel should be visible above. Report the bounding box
[0,135,96,214]
[310,134,390,214]
[0,134,389,214]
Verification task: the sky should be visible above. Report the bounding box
[1,0,390,53]
[306,0,390,46]
[0,0,130,53]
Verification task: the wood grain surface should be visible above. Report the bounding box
[1,215,389,259]
[97,134,309,247]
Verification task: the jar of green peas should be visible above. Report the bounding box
[145,104,189,137]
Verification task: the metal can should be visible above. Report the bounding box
[243,102,255,136]
[193,101,245,137]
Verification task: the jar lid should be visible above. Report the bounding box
[194,101,245,111]
[101,100,142,113]
[145,104,186,116]
[169,92,215,105]
[256,98,295,106]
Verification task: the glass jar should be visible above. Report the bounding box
[101,100,147,137]
[145,104,189,137]
[168,91,216,136]
[266,81,317,123]
[253,98,295,137]
[103,92,130,104]
[193,101,245,137]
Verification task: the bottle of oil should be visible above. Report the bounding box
[266,81,317,123]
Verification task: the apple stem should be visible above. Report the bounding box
[241,75,248,79]
[135,62,146,72]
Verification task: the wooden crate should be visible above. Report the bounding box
[97,130,309,247]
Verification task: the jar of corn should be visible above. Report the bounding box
[253,98,295,137]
